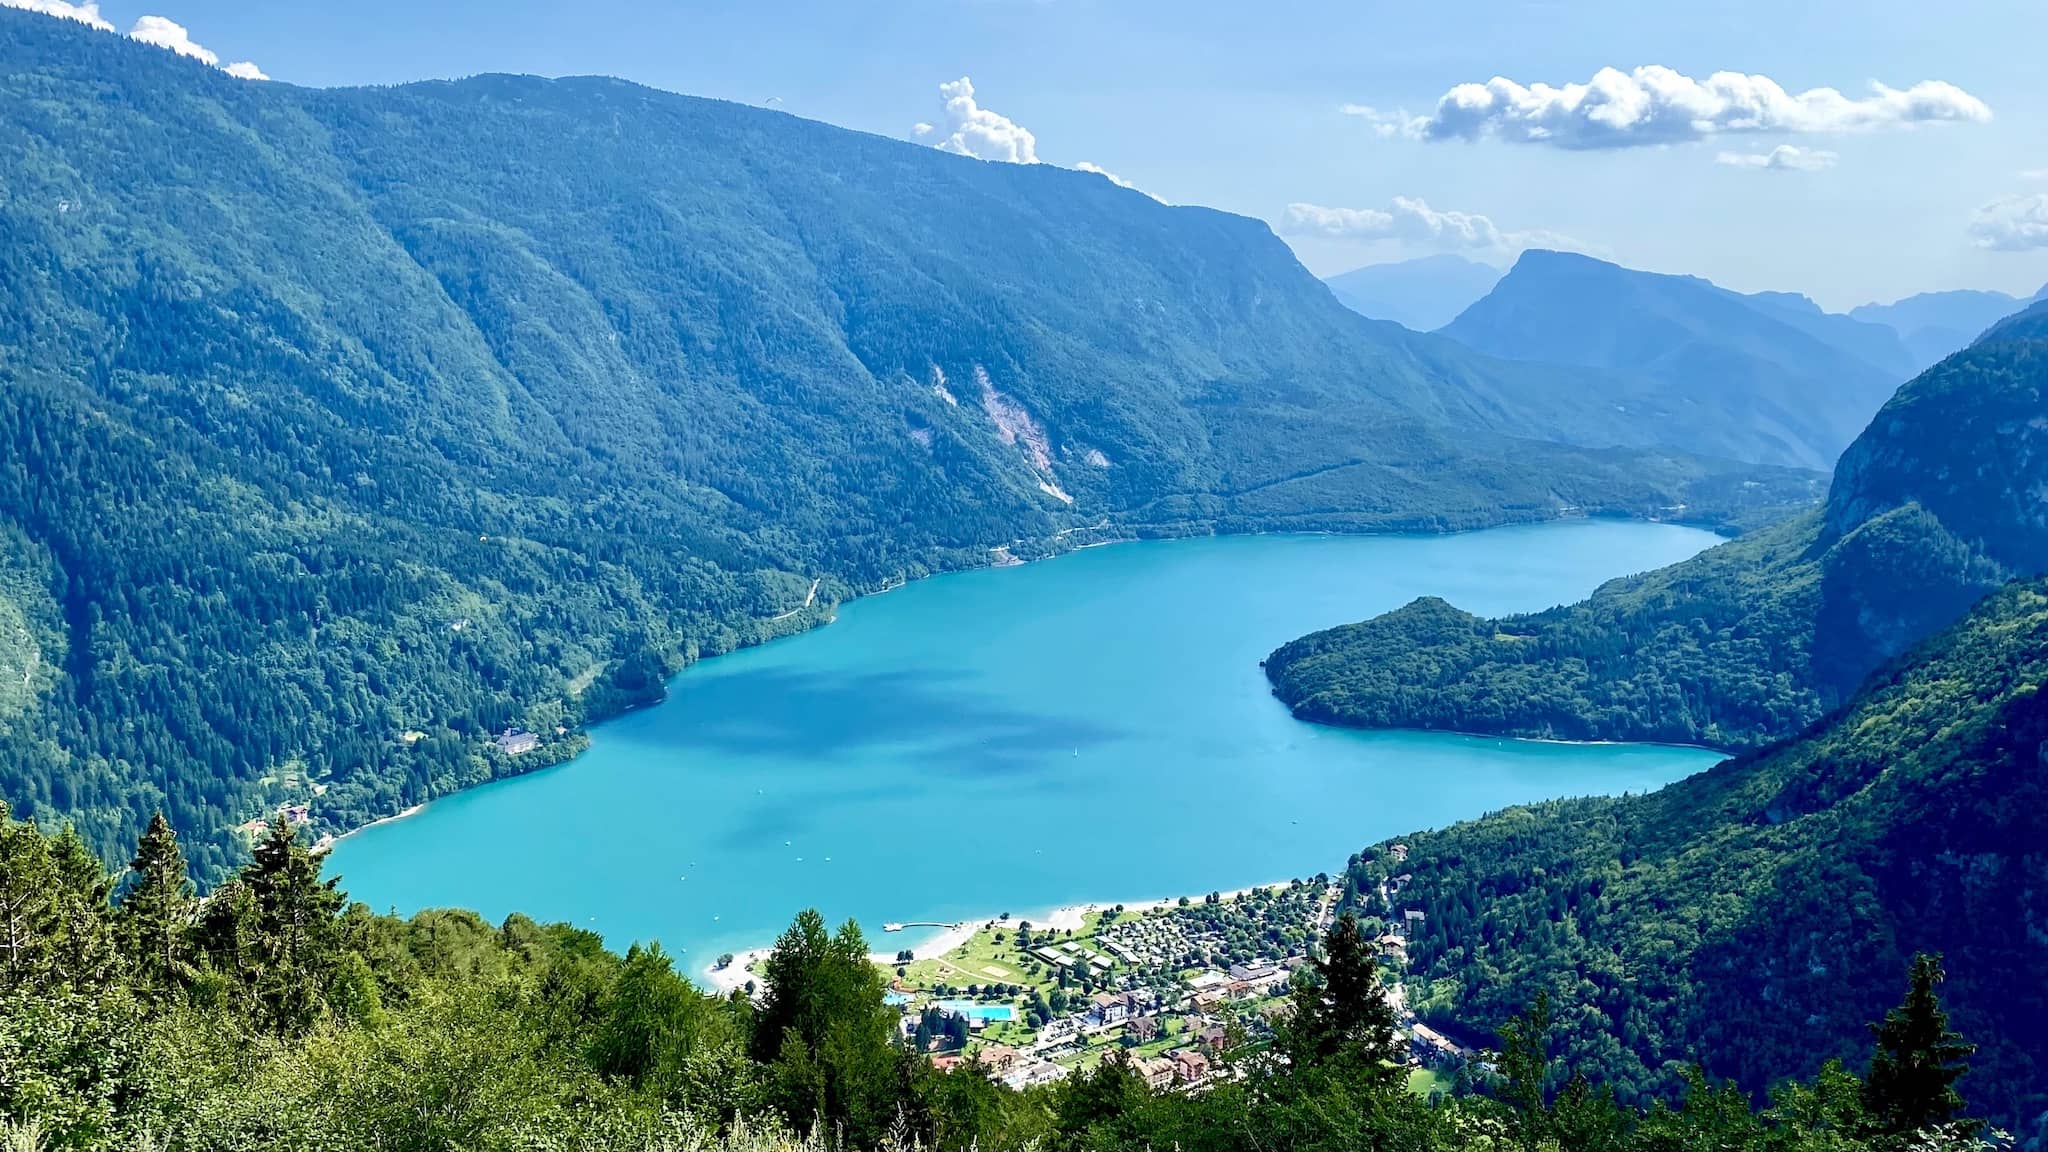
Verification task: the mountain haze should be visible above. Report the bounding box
[1852,285,2048,370]
[1441,250,1911,470]
[1323,255,1505,332]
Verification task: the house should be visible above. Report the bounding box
[1197,1025,1229,1056]
[1170,1048,1211,1084]
[280,804,312,826]
[1090,992,1130,1025]
[1401,909,1427,936]
[977,1044,1020,1074]
[1088,956,1113,974]
[1187,971,1232,992]
[1409,1022,1471,1067]
[1135,1056,1177,1092]
[1033,947,1066,965]
[930,1053,967,1072]
[1124,1015,1161,1044]
[493,728,540,756]
[1228,961,1278,983]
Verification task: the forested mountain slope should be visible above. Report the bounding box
[1268,301,2048,750]
[1441,250,1911,470]
[1343,576,2048,1132]
[0,11,1818,878]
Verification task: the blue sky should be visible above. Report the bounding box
[19,0,2048,308]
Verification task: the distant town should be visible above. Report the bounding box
[715,864,1482,1097]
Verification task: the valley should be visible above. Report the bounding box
[0,5,2043,1150]
[324,521,1723,967]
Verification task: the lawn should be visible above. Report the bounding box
[1407,1066,1450,1098]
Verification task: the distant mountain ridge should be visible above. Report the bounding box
[1267,295,2048,750]
[1852,284,2048,370]
[1438,249,1913,470]
[1322,255,1504,332]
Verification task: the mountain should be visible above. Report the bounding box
[1346,576,2048,1129]
[1439,250,1913,470]
[0,11,1817,878]
[1852,286,2048,370]
[1267,297,2048,751]
[1323,255,1505,332]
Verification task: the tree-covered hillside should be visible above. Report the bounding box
[1340,576,2048,1134]
[0,11,1820,879]
[1268,301,2048,751]
[0,799,2010,1151]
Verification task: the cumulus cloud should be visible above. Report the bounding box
[126,14,266,79]
[1284,197,1575,253]
[1408,65,1989,150]
[129,14,217,63]
[1,0,112,31]
[1970,194,2048,252]
[1074,161,1165,202]
[1715,144,1838,171]
[923,77,1038,163]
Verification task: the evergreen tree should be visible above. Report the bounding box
[118,812,197,1000]
[197,817,346,1036]
[0,802,65,991]
[1280,911,1402,1074]
[1497,992,1553,1150]
[755,910,903,1146]
[1862,953,1977,1139]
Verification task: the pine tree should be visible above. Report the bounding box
[210,816,346,1036]
[1862,953,1977,1138]
[0,801,64,991]
[1282,911,1402,1074]
[118,812,197,1000]
[1497,993,1553,1152]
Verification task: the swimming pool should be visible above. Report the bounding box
[937,1000,1016,1022]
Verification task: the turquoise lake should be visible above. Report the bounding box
[326,521,1726,973]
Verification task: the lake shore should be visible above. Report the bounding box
[700,882,1291,994]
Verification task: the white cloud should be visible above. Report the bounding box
[922,77,1038,163]
[1715,144,1838,171]
[2021,168,2048,182]
[1074,162,1165,203]
[0,0,113,31]
[1340,104,1421,139]
[126,14,266,79]
[1410,66,1989,150]
[1970,194,2048,252]
[1283,196,1575,253]
[129,15,217,64]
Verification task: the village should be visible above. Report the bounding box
[874,865,1478,1096]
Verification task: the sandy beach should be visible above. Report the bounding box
[702,881,1295,994]
[327,802,426,847]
